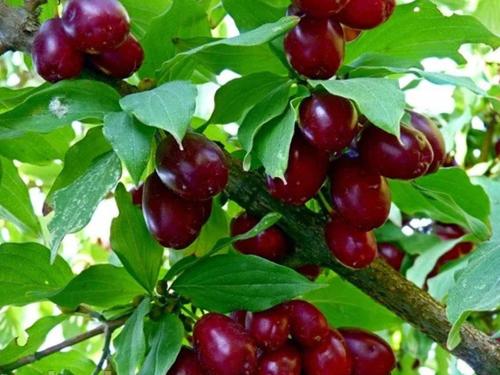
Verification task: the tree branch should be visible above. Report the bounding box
[0,318,127,373]
[225,159,500,375]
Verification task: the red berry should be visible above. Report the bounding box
[142,173,211,249]
[339,328,396,375]
[284,300,329,347]
[168,347,205,375]
[342,25,362,41]
[409,111,446,174]
[257,343,302,375]
[284,16,344,79]
[336,0,396,30]
[62,0,130,53]
[299,93,359,154]
[231,212,290,261]
[194,313,258,375]
[303,330,352,375]
[245,305,290,351]
[325,217,377,269]
[32,18,84,83]
[266,133,329,206]
[130,184,143,206]
[156,132,229,201]
[330,157,391,230]
[359,125,434,180]
[495,140,500,157]
[296,265,322,281]
[434,223,466,240]
[230,310,248,327]
[90,35,144,78]
[292,0,351,17]
[378,243,404,270]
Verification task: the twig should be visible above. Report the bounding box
[92,324,113,375]
[24,0,48,13]
[0,318,127,373]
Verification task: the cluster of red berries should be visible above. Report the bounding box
[168,299,396,375]
[33,0,144,82]
[140,132,229,249]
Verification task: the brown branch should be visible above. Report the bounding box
[225,159,500,375]
[0,318,127,373]
[24,0,48,14]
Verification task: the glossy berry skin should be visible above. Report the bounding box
[284,16,344,79]
[299,93,359,154]
[90,35,144,78]
[230,310,248,327]
[296,265,321,281]
[245,305,290,351]
[336,0,396,30]
[167,347,205,375]
[292,0,351,17]
[434,222,465,239]
[62,0,130,53]
[325,217,377,269]
[378,243,404,270]
[330,157,391,231]
[266,133,329,206]
[156,132,229,201]
[32,19,84,83]
[342,25,362,41]
[130,184,143,206]
[409,111,446,173]
[303,330,352,375]
[339,328,396,375]
[142,173,211,249]
[194,313,258,375]
[284,300,329,347]
[257,343,302,375]
[359,125,434,180]
[231,212,290,261]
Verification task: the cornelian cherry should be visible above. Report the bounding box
[284,300,329,347]
[168,347,205,375]
[292,0,351,17]
[336,0,396,30]
[303,330,352,375]
[257,343,302,375]
[245,305,290,351]
[378,243,405,270]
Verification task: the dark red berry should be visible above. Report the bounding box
[339,328,396,375]
[303,330,352,375]
[130,184,143,206]
[231,212,290,261]
[167,347,205,375]
[330,157,391,231]
[257,343,302,375]
[342,25,362,41]
[434,223,466,240]
[142,173,211,249]
[359,125,434,180]
[299,93,359,154]
[230,310,248,327]
[378,243,404,271]
[495,140,500,157]
[325,216,377,269]
[62,0,130,53]
[194,313,258,375]
[90,35,144,78]
[409,111,446,174]
[336,0,396,30]
[292,0,351,17]
[284,16,344,79]
[245,305,290,351]
[156,132,229,201]
[284,300,329,347]
[266,133,329,206]
[296,265,321,281]
[32,18,84,83]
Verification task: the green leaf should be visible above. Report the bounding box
[158,17,299,83]
[51,264,146,309]
[139,0,210,77]
[0,80,120,139]
[314,78,405,137]
[48,152,122,260]
[474,0,500,36]
[120,0,172,38]
[114,298,151,375]
[16,350,95,375]
[172,254,324,313]
[222,0,285,30]
[120,81,197,144]
[389,168,491,241]
[303,276,401,331]
[0,157,40,235]
[0,315,66,365]
[111,185,164,293]
[344,1,500,70]
[447,241,500,349]
[0,127,74,165]
[473,177,500,241]
[0,243,73,307]
[139,314,184,375]
[427,260,468,302]
[212,72,291,124]
[0,85,39,113]
[104,112,154,184]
